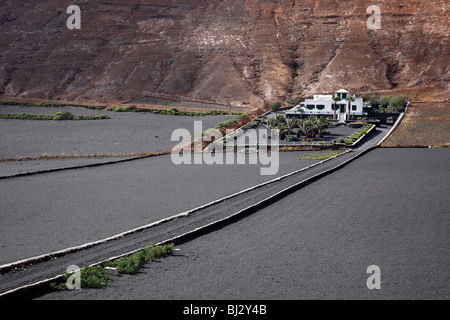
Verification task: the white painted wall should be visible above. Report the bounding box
[286,97,364,118]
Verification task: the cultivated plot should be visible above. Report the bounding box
[381,103,450,147]
[0,105,234,159]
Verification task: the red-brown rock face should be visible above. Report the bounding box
[0,0,448,107]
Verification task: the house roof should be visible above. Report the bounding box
[336,89,349,93]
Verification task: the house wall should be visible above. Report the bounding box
[300,98,364,116]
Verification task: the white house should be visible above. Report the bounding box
[286,89,364,122]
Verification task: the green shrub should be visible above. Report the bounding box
[106,106,233,117]
[389,95,407,111]
[209,110,230,115]
[104,244,174,275]
[339,125,373,145]
[50,244,174,291]
[216,119,238,129]
[56,111,74,120]
[375,95,407,113]
[81,105,104,110]
[0,113,53,120]
[344,139,354,145]
[80,266,111,288]
[0,112,109,121]
[269,101,283,112]
[50,265,110,291]
[285,135,299,142]
[378,96,390,107]
[0,100,65,108]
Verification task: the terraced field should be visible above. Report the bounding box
[381,103,450,147]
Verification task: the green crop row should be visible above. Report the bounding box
[0,112,110,120]
[0,100,65,108]
[106,105,235,117]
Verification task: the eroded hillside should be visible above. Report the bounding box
[0,0,448,108]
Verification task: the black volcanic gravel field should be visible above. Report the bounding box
[0,105,234,158]
[39,148,450,300]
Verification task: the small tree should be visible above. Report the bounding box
[316,116,330,137]
[269,101,283,112]
[389,95,407,112]
[379,96,390,108]
[279,118,299,140]
[348,95,355,120]
[262,118,279,131]
[333,96,341,120]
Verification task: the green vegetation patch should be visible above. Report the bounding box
[215,113,247,129]
[107,106,236,117]
[50,244,174,291]
[336,124,374,145]
[262,115,331,141]
[104,244,174,275]
[0,100,65,108]
[50,265,110,291]
[296,151,341,160]
[0,100,106,110]
[365,95,408,113]
[269,101,283,112]
[0,112,110,121]
[80,105,104,110]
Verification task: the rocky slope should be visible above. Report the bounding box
[0,0,448,108]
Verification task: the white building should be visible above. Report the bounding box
[286,89,364,122]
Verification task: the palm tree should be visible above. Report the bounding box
[279,117,299,140]
[297,119,310,139]
[333,96,341,120]
[262,115,289,141]
[275,114,287,126]
[297,116,318,139]
[316,116,330,137]
[348,94,355,121]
